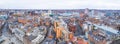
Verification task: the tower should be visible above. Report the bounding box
[84,8,89,15]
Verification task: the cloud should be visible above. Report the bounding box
[0,0,120,9]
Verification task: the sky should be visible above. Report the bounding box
[0,0,120,9]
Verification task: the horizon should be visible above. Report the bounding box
[0,8,120,10]
[0,0,120,9]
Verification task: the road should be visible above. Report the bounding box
[41,26,55,44]
[1,21,11,37]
